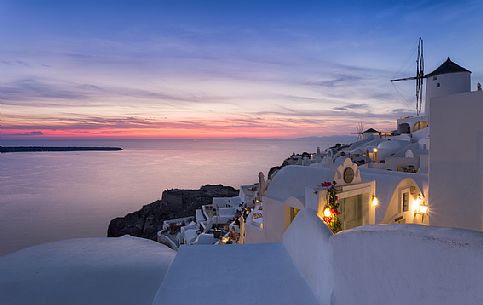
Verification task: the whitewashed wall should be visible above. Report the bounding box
[282,210,483,305]
[331,225,483,305]
[430,91,483,230]
[425,71,471,116]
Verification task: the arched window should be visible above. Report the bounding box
[413,121,429,132]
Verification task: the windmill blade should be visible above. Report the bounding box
[391,76,418,82]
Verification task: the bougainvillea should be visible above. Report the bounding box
[321,181,342,233]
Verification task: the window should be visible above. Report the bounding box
[413,121,429,132]
[437,82,441,87]
[433,76,437,81]
[402,192,410,212]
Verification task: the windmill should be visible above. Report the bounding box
[352,122,364,141]
[391,38,425,116]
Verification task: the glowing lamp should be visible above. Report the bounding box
[412,194,429,217]
[419,205,429,214]
[323,207,331,217]
[372,195,379,207]
[412,197,422,212]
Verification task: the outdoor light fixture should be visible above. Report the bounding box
[372,148,378,162]
[323,207,331,217]
[412,195,426,213]
[418,205,429,214]
[371,195,379,207]
[412,196,421,212]
[413,194,429,221]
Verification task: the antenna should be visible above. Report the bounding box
[391,37,425,116]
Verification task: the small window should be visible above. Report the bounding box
[402,192,409,212]
[437,83,441,87]
[433,76,437,81]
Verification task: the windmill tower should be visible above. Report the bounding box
[423,58,471,116]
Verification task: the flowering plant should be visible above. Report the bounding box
[321,181,342,232]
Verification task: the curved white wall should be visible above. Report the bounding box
[425,71,470,116]
[282,209,333,305]
[262,199,291,242]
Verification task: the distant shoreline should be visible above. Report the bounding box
[0,146,123,153]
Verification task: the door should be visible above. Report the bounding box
[340,195,363,230]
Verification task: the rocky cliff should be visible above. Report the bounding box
[107,185,239,241]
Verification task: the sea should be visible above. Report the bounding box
[0,137,353,255]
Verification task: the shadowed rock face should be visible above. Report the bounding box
[107,185,239,241]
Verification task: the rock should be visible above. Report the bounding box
[107,185,238,241]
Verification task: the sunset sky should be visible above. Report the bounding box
[1,0,482,139]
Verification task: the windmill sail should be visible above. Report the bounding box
[391,38,424,115]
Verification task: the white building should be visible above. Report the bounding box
[243,158,378,243]
[429,88,483,230]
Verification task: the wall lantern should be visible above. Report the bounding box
[371,195,379,207]
[413,194,429,220]
[323,207,332,217]
[418,205,429,214]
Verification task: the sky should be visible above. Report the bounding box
[1,0,482,139]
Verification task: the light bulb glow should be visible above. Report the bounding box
[419,205,429,214]
[323,208,331,217]
[412,197,422,212]
[372,196,379,207]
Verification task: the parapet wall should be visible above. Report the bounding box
[332,225,483,305]
[282,209,333,305]
[283,210,483,305]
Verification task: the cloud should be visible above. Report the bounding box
[333,103,370,111]
[0,60,30,67]
[9,131,44,136]
[252,105,400,121]
[0,78,233,108]
[308,75,364,88]
[0,79,88,102]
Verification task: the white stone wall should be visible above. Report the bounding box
[429,91,483,231]
[282,211,483,305]
[331,225,483,305]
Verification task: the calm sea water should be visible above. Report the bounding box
[0,137,352,255]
